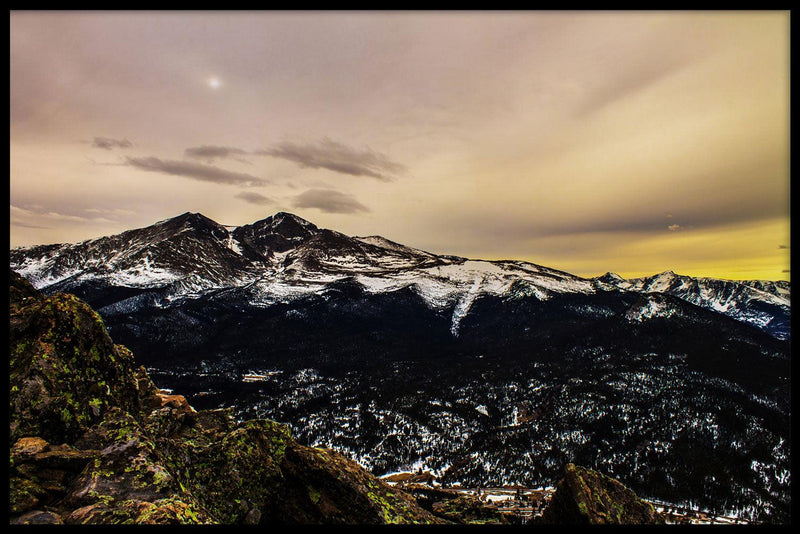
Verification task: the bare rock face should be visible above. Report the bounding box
[9,269,39,303]
[7,269,443,525]
[539,463,665,525]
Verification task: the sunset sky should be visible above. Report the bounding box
[9,11,790,281]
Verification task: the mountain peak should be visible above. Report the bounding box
[272,210,307,220]
[153,211,220,231]
[648,270,680,282]
[159,211,207,222]
[252,211,319,234]
[268,211,318,230]
[146,212,230,243]
[232,212,320,255]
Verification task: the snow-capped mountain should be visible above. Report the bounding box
[10,211,789,339]
[11,211,600,336]
[592,270,790,340]
[10,212,264,291]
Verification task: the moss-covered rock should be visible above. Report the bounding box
[10,510,64,524]
[273,442,442,524]
[157,417,290,523]
[539,463,665,524]
[65,496,211,525]
[9,436,97,515]
[11,436,50,458]
[65,410,186,507]
[9,277,141,444]
[9,476,46,515]
[152,409,443,524]
[9,269,39,306]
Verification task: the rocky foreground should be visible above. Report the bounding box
[9,269,664,525]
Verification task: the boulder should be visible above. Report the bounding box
[156,415,444,524]
[9,283,140,444]
[539,463,665,524]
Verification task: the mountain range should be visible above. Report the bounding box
[9,211,791,340]
[9,211,792,523]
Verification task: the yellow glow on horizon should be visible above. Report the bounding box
[534,217,790,282]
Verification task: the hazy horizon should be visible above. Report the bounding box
[10,11,790,281]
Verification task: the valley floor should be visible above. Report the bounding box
[383,481,755,525]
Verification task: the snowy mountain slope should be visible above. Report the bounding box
[9,211,790,340]
[592,271,790,340]
[10,212,264,291]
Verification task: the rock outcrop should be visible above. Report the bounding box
[539,463,665,524]
[8,269,443,525]
[9,278,141,445]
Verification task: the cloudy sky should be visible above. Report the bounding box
[10,11,790,281]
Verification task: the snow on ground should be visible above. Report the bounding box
[645,271,678,293]
[225,235,244,256]
[12,249,74,288]
[451,277,484,336]
[106,265,182,288]
[241,257,598,330]
[354,235,437,258]
[625,297,677,323]
[247,276,338,305]
[356,260,592,307]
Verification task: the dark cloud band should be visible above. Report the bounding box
[435,201,787,243]
[92,137,132,150]
[259,138,405,182]
[292,188,369,214]
[125,156,268,186]
[184,145,249,161]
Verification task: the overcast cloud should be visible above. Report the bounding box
[9,11,790,281]
[92,137,132,150]
[292,189,370,214]
[125,157,269,187]
[260,138,406,182]
[184,145,250,162]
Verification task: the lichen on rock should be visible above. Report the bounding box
[539,463,665,524]
[9,271,140,444]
